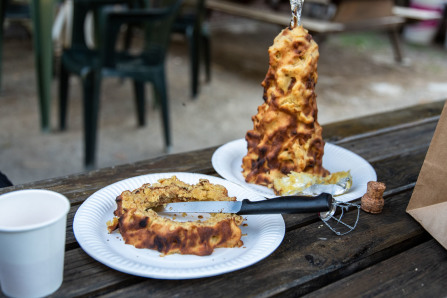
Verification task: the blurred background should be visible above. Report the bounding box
[1,0,447,185]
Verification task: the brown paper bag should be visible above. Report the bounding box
[407,100,447,250]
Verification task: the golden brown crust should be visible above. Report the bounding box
[118,209,243,256]
[114,176,236,218]
[108,176,244,256]
[242,26,328,189]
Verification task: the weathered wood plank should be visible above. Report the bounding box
[322,99,445,142]
[2,101,438,250]
[1,101,442,194]
[62,122,432,246]
[372,149,427,191]
[2,102,444,297]
[331,117,437,162]
[63,101,440,247]
[304,239,447,297]
[56,101,447,297]
[91,190,429,297]
[56,138,431,296]
[0,147,217,200]
[283,145,428,234]
[50,249,143,297]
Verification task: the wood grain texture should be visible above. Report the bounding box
[304,239,447,297]
[1,101,445,298]
[323,100,445,142]
[54,103,439,297]
[79,191,427,297]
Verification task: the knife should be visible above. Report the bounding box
[156,192,333,215]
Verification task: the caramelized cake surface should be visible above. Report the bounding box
[242,26,328,188]
[107,176,244,256]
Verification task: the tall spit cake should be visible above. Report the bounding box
[242,26,328,188]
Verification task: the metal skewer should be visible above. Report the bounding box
[290,0,304,28]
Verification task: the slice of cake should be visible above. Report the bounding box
[107,176,244,256]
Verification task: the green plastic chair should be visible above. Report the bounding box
[122,0,210,98]
[59,0,182,168]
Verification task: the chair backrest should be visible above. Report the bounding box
[99,0,183,68]
[70,0,131,51]
[70,0,182,67]
[4,0,31,19]
[179,0,207,25]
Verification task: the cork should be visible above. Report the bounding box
[361,181,386,214]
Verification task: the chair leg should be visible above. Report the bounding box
[202,26,211,83]
[388,27,403,64]
[133,80,146,126]
[186,26,199,98]
[0,0,5,91]
[123,24,133,52]
[82,71,101,169]
[59,61,70,131]
[30,0,53,132]
[152,73,171,152]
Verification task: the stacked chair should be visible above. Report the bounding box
[123,0,211,98]
[59,0,183,168]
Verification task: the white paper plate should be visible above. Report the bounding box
[212,139,377,202]
[73,172,285,279]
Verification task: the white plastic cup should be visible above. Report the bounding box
[0,189,70,298]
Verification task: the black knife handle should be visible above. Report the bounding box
[237,193,333,215]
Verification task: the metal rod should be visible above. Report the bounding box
[290,0,304,28]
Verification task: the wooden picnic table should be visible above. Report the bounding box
[1,99,446,297]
